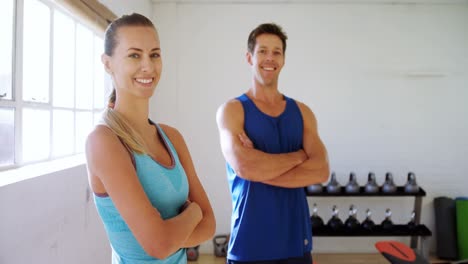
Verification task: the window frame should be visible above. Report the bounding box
[0,0,111,171]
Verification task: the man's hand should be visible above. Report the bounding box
[238,132,254,148]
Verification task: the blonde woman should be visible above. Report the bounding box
[85,13,215,264]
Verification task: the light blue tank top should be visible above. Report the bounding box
[226,94,312,261]
[94,123,189,264]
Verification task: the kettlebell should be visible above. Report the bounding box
[306,183,323,194]
[361,209,375,231]
[407,211,417,230]
[310,203,324,229]
[364,172,379,194]
[327,205,343,230]
[404,172,419,193]
[344,205,360,230]
[186,245,200,261]
[345,172,360,194]
[382,172,397,194]
[326,172,341,194]
[381,208,394,230]
[213,234,229,257]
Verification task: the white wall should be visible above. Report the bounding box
[152,1,468,253]
[99,0,153,18]
[0,164,110,263]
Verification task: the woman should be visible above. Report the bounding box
[85,13,215,263]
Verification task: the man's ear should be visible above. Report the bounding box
[246,51,253,66]
[101,54,112,74]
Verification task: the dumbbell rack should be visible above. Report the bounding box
[306,186,432,250]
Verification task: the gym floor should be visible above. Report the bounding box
[191,254,447,264]
[190,254,390,264]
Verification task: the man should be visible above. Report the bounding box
[216,23,330,264]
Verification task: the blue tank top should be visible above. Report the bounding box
[226,94,312,261]
[94,123,189,264]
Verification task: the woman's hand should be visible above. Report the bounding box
[179,200,191,214]
[179,200,202,222]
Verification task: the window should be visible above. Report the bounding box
[0,0,16,168]
[0,0,14,102]
[0,0,111,170]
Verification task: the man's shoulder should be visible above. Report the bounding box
[216,98,245,125]
[286,97,310,111]
[219,98,243,112]
[285,98,317,121]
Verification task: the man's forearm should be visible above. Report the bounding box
[234,147,307,182]
[262,158,329,188]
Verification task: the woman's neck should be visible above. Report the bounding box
[113,98,151,133]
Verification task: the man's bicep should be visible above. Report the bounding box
[219,127,239,163]
[300,103,328,160]
[216,101,245,167]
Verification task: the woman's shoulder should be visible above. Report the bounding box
[86,124,122,152]
[156,123,178,135]
[157,123,184,142]
[88,124,116,141]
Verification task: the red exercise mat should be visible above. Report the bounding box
[375,241,429,264]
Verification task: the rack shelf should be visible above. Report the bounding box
[305,186,426,197]
[306,185,431,253]
[312,224,432,237]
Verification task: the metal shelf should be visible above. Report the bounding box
[312,224,432,237]
[305,186,426,197]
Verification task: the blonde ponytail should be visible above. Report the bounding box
[101,89,148,154]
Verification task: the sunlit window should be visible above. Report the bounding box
[0,0,109,170]
[52,109,74,157]
[75,111,93,153]
[0,108,15,166]
[22,108,50,162]
[23,0,50,103]
[0,0,14,101]
[53,10,75,108]
[76,24,94,110]
[94,37,106,110]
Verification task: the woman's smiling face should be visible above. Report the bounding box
[102,25,162,99]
